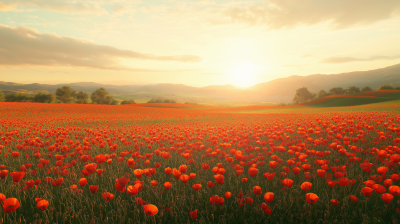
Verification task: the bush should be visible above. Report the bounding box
[5,93,32,102]
[33,92,55,103]
[360,86,372,92]
[0,91,4,102]
[377,84,394,90]
[148,98,177,103]
[120,100,136,105]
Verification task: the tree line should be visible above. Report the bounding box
[292,84,400,104]
[0,86,136,105]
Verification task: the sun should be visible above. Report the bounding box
[226,61,258,87]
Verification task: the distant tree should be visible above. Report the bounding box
[91,88,116,105]
[5,93,32,102]
[328,87,345,95]
[0,91,4,102]
[396,87,400,90]
[56,86,76,103]
[76,91,89,104]
[377,84,394,90]
[277,102,287,106]
[360,86,372,92]
[317,90,328,98]
[293,87,316,104]
[120,99,136,105]
[347,86,360,94]
[32,92,55,103]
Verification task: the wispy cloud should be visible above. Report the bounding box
[223,0,400,29]
[0,25,203,71]
[0,0,108,15]
[322,55,400,64]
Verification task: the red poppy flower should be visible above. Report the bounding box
[143,204,158,216]
[3,198,20,213]
[9,172,25,182]
[305,193,319,204]
[164,182,172,189]
[331,199,340,206]
[372,184,386,194]
[264,192,274,203]
[301,182,312,191]
[102,192,114,201]
[37,200,49,211]
[253,186,262,195]
[89,185,98,194]
[192,184,202,191]
[389,186,400,196]
[381,193,394,203]
[0,193,5,203]
[361,187,374,197]
[214,174,225,184]
[78,178,87,187]
[349,195,358,203]
[224,192,231,199]
[248,168,259,177]
[190,209,198,219]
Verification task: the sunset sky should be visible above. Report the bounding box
[1,0,400,87]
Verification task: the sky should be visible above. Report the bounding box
[1,0,400,87]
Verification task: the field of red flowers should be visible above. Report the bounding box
[1,102,400,224]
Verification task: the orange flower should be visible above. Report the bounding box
[3,198,20,213]
[180,174,189,183]
[179,165,187,173]
[377,166,389,174]
[164,182,172,189]
[264,192,274,203]
[381,193,394,203]
[305,193,319,204]
[300,182,312,191]
[133,169,143,179]
[214,174,225,184]
[150,180,158,186]
[192,184,202,191]
[143,204,158,216]
[127,185,140,195]
[190,209,198,219]
[0,193,5,203]
[224,192,231,199]
[317,169,325,177]
[37,200,49,211]
[102,192,114,201]
[189,173,196,179]
[282,179,293,188]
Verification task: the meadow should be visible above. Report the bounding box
[0,101,399,224]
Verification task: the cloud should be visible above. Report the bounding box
[0,25,203,71]
[223,0,400,29]
[112,4,129,15]
[0,0,108,15]
[322,55,400,64]
[0,1,18,11]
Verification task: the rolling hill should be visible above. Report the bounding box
[1,62,400,104]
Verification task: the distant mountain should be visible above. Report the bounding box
[1,63,400,103]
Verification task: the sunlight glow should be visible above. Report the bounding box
[226,61,258,87]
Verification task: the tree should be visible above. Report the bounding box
[328,87,345,95]
[347,86,360,94]
[76,91,89,104]
[293,87,315,104]
[361,86,372,92]
[91,88,116,105]
[5,93,32,102]
[120,99,136,105]
[0,91,4,102]
[396,87,400,90]
[377,84,394,90]
[317,90,327,98]
[56,86,76,103]
[32,92,55,103]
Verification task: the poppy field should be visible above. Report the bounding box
[1,102,400,224]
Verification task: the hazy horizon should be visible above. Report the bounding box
[1,0,400,87]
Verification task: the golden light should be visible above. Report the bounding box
[226,61,258,87]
